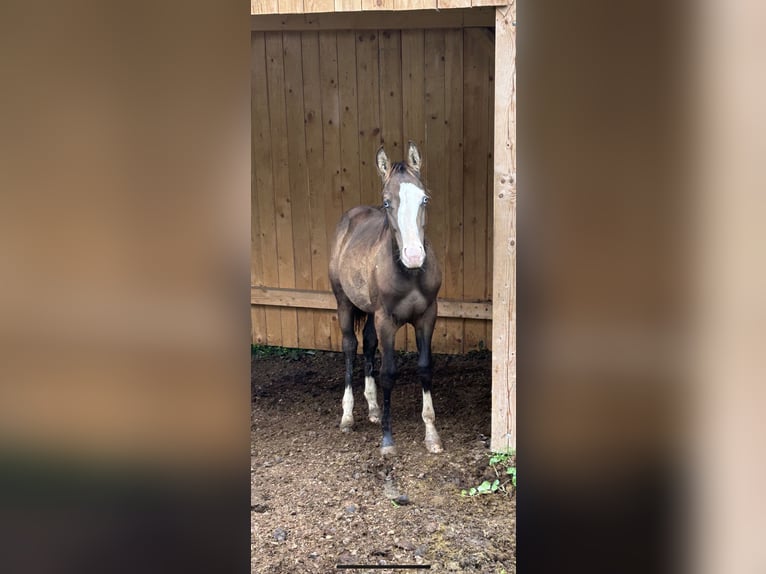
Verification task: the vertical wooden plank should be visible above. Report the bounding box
[396,0,436,11]
[363,0,392,11]
[442,28,465,354]
[278,0,304,14]
[283,32,315,349]
[401,29,425,353]
[486,29,496,321]
[251,32,267,345]
[304,0,334,12]
[319,31,345,352]
[438,0,471,8]
[254,30,283,345]
[401,30,425,154]
[490,3,516,452]
[335,0,362,11]
[424,29,450,354]
[337,31,362,216]
[462,27,492,351]
[251,0,279,15]
[378,31,404,161]
[265,32,298,348]
[302,31,334,351]
[355,30,381,208]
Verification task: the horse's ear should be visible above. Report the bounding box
[406,141,422,175]
[376,146,390,180]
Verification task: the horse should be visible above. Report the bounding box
[328,141,443,456]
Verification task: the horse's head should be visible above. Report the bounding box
[375,141,430,269]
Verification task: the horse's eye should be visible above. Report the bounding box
[422,197,429,205]
[383,200,391,209]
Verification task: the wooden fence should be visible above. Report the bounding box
[251,19,495,354]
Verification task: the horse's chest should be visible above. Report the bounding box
[390,289,429,321]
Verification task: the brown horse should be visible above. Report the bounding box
[329,141,443,456]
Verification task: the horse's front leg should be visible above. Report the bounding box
[415,303,443,453]
[375,311,398,456]
[362,314,381,424]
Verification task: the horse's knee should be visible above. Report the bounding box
[342,335,358,354]
[380,364,397,386]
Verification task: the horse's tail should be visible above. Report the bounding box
[353,308,367,333]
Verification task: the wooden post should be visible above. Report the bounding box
[490,1,516,453]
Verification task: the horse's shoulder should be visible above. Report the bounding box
[346,205,382,221]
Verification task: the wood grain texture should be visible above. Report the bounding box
[252,287,492,319]
[265,32,299,347]
[355,30,381,208]
[251,33,268,344]
[302,32,334,350]
[490,2,516,452]
[424,29,450,354]
[250,9,496,29]
[462,27,492,351]
[251,1,504,14]
[472,0,507,6]
[283,32,315,348]
[337,31,362,214]
[304,0,334,12]
[395,0,436,11]
[443,28,465,353]
[438,0,472,8]
[251,24,496,355]
[335,0,362,12]
[485,24,495,300]
[251,0,279,15]
[278,0,304,14]
[253,34,283,345]
[362,0,391,11]
[318,31,345,351]
[378,30,404,159]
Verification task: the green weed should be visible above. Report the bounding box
[461,449,516,497]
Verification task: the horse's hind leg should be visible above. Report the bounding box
[415,303,443,453]
[337,300,358,432]
[362,314,381,424]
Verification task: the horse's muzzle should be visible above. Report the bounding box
[402,245,426,268]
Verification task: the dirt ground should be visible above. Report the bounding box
[251,348,516,573]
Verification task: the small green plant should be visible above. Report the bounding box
[489,450,517,488]
[461,450,516,496]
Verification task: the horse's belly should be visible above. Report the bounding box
[339,269,374,312]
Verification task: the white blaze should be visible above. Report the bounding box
[397,182,426,267]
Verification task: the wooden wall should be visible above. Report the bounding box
[251,21,495,354]
[251,0,505,16]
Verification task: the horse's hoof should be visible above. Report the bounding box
[340,419,354,433]
[425,440,443,454]
[368,412,381,424]
[380,445,397,457]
